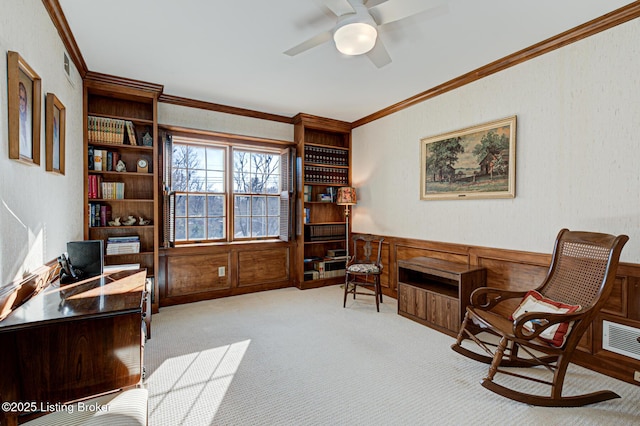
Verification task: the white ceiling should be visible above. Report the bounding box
[58,0,634,123]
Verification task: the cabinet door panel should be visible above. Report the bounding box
[429,293,459,332]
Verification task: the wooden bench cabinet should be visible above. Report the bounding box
[398,257,486,336]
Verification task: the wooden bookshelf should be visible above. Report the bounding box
[294,114,351,289]
[83,74,162,313]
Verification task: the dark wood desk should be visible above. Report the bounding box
[0,269,147,425]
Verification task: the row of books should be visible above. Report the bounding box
[87,175,125,199]
[304,146,348,166]
[314,259,347,279]
[88,203,112,227]
[102,182,125,200]
[89,147,124,171]
[304,166,349,185]
[88,116,137,145]
[304,223,346,242]
[106,235,141,255]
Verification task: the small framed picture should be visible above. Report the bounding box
[7,51,41,165]
[46,93,66,174]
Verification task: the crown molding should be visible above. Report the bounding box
[352,1,640,128]
[159,94,293,124]
[84,71,164,97]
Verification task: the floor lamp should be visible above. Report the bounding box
[337,187,357,260]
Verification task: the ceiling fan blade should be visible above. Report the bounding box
[369,0,445,25]
[366,38,391,68]
[322,0,356,17]
[284,31,333,56]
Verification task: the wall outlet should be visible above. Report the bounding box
[634,371,640,382]
[218,266,225,277]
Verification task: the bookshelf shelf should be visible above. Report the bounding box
[106,251,154,258]
[304,162,349,169]
[88,198,154,203]
[89,170,153,177]
[89,112,154,126]
[304,239,345,245]
[89,225,154,230]
[89,142,153,152]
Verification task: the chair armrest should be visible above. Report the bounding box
[512,310,586,341]
[470,287,528,310]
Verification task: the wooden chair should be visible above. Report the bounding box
[343,234,384,312]
[451,229,628,407]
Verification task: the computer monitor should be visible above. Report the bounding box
[66,240,104,279]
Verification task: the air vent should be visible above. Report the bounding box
[602,320,640,361]
[63,52,70,77]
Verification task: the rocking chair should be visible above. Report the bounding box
[451,228,628,407]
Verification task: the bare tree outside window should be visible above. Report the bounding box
[233,150,281,238]
[172,142,225,241]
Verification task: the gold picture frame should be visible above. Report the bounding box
[7,51,41,165]
[45,93,66,175]
[420,116,516,200]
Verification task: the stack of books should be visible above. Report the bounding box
[106,236,140,255]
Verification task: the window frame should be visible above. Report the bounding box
[164,130,294,246]
[231,147,283,241]
[171,139,228,243]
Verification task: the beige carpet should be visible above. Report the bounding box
[145,286,640,425]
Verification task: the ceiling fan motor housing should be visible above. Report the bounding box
[333,3,378,55]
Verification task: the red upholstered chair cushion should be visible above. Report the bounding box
[511,290,581,347]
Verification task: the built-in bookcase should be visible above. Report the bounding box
[294,114,351,289]
[83,73,162,312]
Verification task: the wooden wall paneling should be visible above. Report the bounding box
[166,253,231,297]
[584,313,640,384]
[238,248,289,287]
[396,245,469,264]
[379,241,391,289]
[601,276,627,317]
[476,257,548,290]
[159,242,294,306]
[628,276,640,321]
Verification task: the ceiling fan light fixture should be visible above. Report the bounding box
[333,22,377,56]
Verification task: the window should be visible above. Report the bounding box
[166,134,293,245]
[233,149,281,239]
[172,142,226,242]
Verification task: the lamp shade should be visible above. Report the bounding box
[336,187,357,205]
[333,22,377,56]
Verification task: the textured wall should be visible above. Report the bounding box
[0,0,84,284]
[158,103,294,142]
[352,19,640,263]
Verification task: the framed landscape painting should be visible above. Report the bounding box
[420,116,516,200]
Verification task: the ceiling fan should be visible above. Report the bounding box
[284,0,447,68]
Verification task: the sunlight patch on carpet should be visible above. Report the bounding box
[147,339,250,425]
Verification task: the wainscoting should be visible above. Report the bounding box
[373,233,640,386]
[158,241,293,306]
[158,234,640,386]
